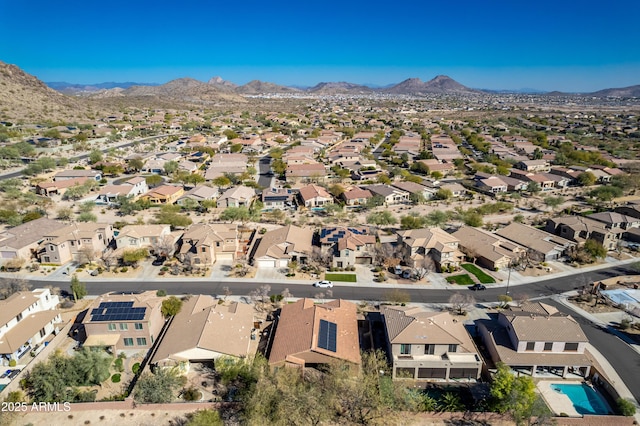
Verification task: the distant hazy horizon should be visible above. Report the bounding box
[2,0,639,93]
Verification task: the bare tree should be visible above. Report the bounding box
[412,256,435,280]
[222,286,231,301]
[383,288,411,305]
[0,275,31,300]
[152,235,176,258]
[234,259,250,277]
[99,249,117,272]
[78,246,98,265]
[462,246,478,265]
[281,288,292,300]
[448,292,475,315]
[309,246,332,269]
[513,293,530,308]
[373,242,399,268]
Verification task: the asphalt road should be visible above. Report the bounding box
[545,299,640,403]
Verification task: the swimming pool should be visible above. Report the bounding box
[551,383,610,415]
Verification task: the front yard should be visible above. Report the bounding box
[324,273,357,282]
[461,264,496,284]
[446,274,475,285]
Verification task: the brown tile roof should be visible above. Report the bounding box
[0,310,60,354]
[252,225,313,261]
[151,295,253,364]
[298,184,332,202]
[0,217,67,251]
[269,299,361,366]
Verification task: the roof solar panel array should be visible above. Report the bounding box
[90,301,146,322]
[318,319,337,352]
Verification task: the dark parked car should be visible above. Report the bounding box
[152,257,166,266]
[469,284,486,291]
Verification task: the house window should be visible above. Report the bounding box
[123,338,134,347]
[16,313,23,322]
[564,342,579,352]
[119,323,128,331]
[448,344,457,353]
[544,342,553,351]
[400,344,411,355]
[201,247,206,252]
[424,344,435,355]
[135,323,143,330]
[39,327,47,338]
[526,342,535,351]
[137,337,147,346]
[108,323,116,331]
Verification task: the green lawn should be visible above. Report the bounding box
[324,273,357,282]
[446,274,474,285]
[461,264,496,284]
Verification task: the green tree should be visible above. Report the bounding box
[134,368,186,403]
[70,275,87,302]
[127,157,144,172]
[526,181,541,194]
[212,176,232,187]
[77,212,97,222]
[543,195,564,210]
[426,210,448,227]
[88,149,103,164]
[463,211,483,227]
[186,409,223,426]
[122,248,149,266]
[145,174,163,187]
[617,398,637,416]
[220,206,251,223]
[164,160,179,175]
[435,188,452,200]
[154,204,193,228]
[400,214,426,229]
[161,296,183,317]
[367,211,397,226]
[577,171,597,186]
[584,239,607,258]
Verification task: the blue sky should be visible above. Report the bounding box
[1,0,639,92]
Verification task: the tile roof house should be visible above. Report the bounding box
[362,184,410,205]
[54,169,102,181]
[0,288,61,365]
[0,218,68,263]
[261,187,294,211]
[515,159,550,172]
[141,185,184,205]
[545,216,621,250]
[391,181,437,200]
[36,177,89,197]
[381,306,482,381]
[178,223,238,265]
[341,187,372,207]
[298,184,334,208]
[37,222,114,266]
[217,185,256,208]
[250,224,314,268]
[114,224,175,255]
[451,226,526,270]
[614,202,640,220]
[319,226,376,268]
[587,212,640,231]
[268,299,361,368]
[495,222,576,262]
[285,163,327,182]
[474,175,509,194]
[151,296,254,371]
[204,153,248,180]
[478,302,591,378]
[397,227,463,271]
[82,291,164,352]
[176,185,219,206]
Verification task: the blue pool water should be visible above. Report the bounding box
[551,383,610,415]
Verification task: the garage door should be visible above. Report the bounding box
[257,259,276,268]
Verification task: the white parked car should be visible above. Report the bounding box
[313,280,334,288]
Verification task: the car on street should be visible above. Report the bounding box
[469,284,486,291]
[313,280,334,288]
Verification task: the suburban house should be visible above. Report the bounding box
[0,218,68,264]
[614,202,640,220]
[261,187,294,211]
[268,299,361,369]
[391,181,436,201]
[82,291,164,352]
[397,227,463,271]
[474,175,509,194]
[250,224,314,268]
[178,223,239,265]
[141,185,185,205]
[151,295,254,371]
[176,185,219,207]
[96,184,140,204]
[114,224,175,255]
[0,288,61,365]
[545,216,621,250]
[37,222,114,265]
[451,226,526,270]
[478,302,591,378]
[495,222,575,262]
[362,184,410,205]
[54,169,102,182]
[285,163,327,182]
[319,226,376,267]
[217,185,256,208]
[36,177,89,197]
[341,187,372,207]
[204,153,248,180]
[298,184,334,209]
[439,182,466,198]
[587,212,640,231]
[381,306,482,381]
[515,159,550,172]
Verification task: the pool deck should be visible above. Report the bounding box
[538,381,613,418]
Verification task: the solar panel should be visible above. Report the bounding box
[318,320,337,352]
[90,301,146,322]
